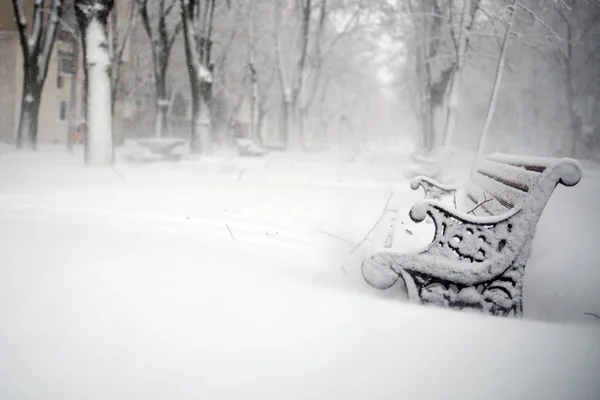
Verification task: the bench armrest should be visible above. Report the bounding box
[409,198,518,226]
[410,176,462,199]
[364,250,516,289]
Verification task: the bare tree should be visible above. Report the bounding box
[549,0,600,157]
[110,0,137,113]
[75,0,115,165]
[138,0,182,138]
[441,0,472,148]
[12,0,63,149]
[473,0,517,171]
[297,0,366,146]
[274,0,312,150]
[402,0,482,154]
[247,0,260,143]
[180,0,227,154]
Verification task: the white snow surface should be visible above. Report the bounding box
[0,148,599,399]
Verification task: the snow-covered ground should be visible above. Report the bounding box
[0,147,599,399]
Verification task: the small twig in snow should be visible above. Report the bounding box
[225,224,235,240]
[351,192,394,254]
[453,194,457,209]
[468,194,493,215]
[341,264,348,275]
[111,166,125,182]
[314,229,354,247]
[584,312,600,320]
[348,149,362,163]
[237,169,245,182]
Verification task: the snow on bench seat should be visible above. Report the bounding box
[127,138,186,163]
[235,138,268,157]
[363,153,583,317]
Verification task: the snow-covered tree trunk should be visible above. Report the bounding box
[76,0,115,165]
[248,0,260,144]
[110,0,136,114]
[249,66,261,143]
[155,80,171,138]
[274,0,311,151]
[442,0,471,148]
[12,0,63,150]
[408,0,451,153]
[67,39,80,152]
[290,0,311,150]
[281,97,294,148]
[139,0,182,139]
[555,8,581,158]
[180,0,214,154]
[472,1,516,173]
[298,0,328,147]
[17,83,41,149]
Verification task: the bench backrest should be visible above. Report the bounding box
[456,154,583,216]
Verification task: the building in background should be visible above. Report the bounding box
[0,0,84,145]
[0,0,132,145]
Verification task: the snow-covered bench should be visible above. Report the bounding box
[130,138,186,162]
[403,146,456,181]
[235,138,268,157]
[362,153,583,317]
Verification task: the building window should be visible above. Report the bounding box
[58,52,76,76]
[59,101,68,122]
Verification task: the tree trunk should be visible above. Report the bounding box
[257,107,267,144]
[180,0,213,155]
[139,0,182,140]
[67,40,80,152]
[472,1,515,173]
[299,107,308,147]
[442,0,471,148]
[281,97,292,148]
[155,74,170,138]
[567,99,582,158]
[250,73,260,143]
[409,0,449,153]
[76,0,115,166]
[274,0,311,151]
[16,80,41,150]
[190,89,211,153]
[564,61,581,157]
[155,101,171,138]
[247,0,260,143]
[12,0,63,150]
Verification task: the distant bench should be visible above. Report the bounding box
[235,138,268,157]
[128,138,186,162]
[362,153,583,317]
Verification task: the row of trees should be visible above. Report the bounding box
[11,0,600,165]
[383,0,600,162]
[127,0,381,151]
[12,0,118,164]
[12,0,385,164]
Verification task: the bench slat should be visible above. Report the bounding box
[461,183,506,215]
[485,153,551,172]
[471,172,529,210]
[477,159,542,193]
[454,189,490,216]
